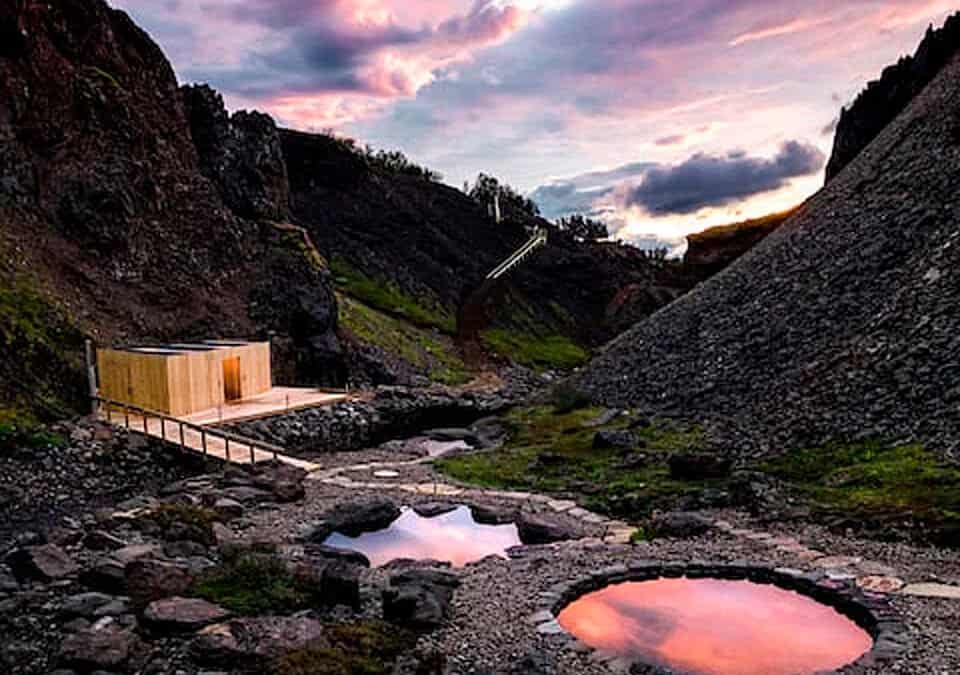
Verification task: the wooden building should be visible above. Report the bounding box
[97,341,272,417]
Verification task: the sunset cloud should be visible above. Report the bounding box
[113,0,956,248]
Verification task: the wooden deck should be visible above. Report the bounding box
[98,386,348,471]
[182,387,348,425]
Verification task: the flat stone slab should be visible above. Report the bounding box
[900,583,960,600]
[547,500,578,512]
[812,555,862,569]
[857,576,906,594]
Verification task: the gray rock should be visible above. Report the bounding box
[190,617,325,667]
[668,453,733,480]
[307,496,401,541]
[60,592,116,618]
[81,531,128,551]
[6,544,78,582]
[593,430,641,450]
[516,514,576,544]
[306,544,371,568]
[650,511,713,539]
[383,569,460,630]
[412,501,459,518]
[142,596,230,632]
[469,503,517,525]
[125,558,195,608]
[59,623,137,671]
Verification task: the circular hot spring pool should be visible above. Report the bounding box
[557,577,874,675]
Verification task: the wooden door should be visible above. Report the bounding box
[223,356,242,402]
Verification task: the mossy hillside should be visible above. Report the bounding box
[480,328,589,371]
[338,294,470,385]
[765,441,960,545]
[437,404,705,519]
[331,257,454,333]
[271,621,417,675]
[0,276,87,420]
[192,551,323,615]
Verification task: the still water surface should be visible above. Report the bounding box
[323,505,521,567]
[557,578,873,675]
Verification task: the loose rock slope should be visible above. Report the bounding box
[576,51,960,458]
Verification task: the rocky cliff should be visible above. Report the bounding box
[683,208,799,279]
[0,0,339,417]
[825,11,960,181]
[576,47,960,458]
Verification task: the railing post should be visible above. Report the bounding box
[124,405,129,429]
[179,422,185,452]
[105,403,112,423]
[249,442,255,465]
[225,437,230,463]
[160,418,166,442]
[143,411,148,434]
[201,430,208,457]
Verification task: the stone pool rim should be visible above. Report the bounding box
[533,562,908,674]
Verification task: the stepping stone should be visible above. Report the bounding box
[857,576,906,594]
[767,536,801,547]
[547,500,578,512]
[899,583,960,599]
[536,619,565,635]
[373,470,400,479]
[795,549,826,561]
[712,520,734,531]
[812,555,862,569]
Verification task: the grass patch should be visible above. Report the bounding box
[437,405,704,520]
[480,329,589,371]
[330,258,454,333]
[142,503,222,545]
[339,294,470,385]
[192,552,321,616]
[764,441,960,545]
[271,621,416,675]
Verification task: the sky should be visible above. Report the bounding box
[113,0,958,250]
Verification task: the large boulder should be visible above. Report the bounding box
[6,544,78,582]
[382,569,460,631]
[649,511,713,539]
[593,430,642,451]
[306,497,402,541]
[190,617,325,668]
[125,559,195,608]
[668,453,733,481]
[142,596,230,633]
[59,621,138,671]
[516,513,576,545]
[250,461,307,502]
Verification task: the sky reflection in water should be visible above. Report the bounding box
[557,578,873,675]
[323,505,520,567]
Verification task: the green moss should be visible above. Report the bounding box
[629,527,653,543]
[192,552,322,616]
[281,230,328,273]
[764,441,960,544]
[0,277,86,419]
[271,622,416,675]
[84,66,125,93]
[330,258,454,333]
[437,405,704,520]
[480,329,589,370]
[0,421,66,454]
[339,294,470,385]
[142,503,222,545]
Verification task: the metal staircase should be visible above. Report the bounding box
[485,227,548,280]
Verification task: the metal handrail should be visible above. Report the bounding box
[93,395,283,463]
[486,228,548,280]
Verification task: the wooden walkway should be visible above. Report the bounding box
[96,387,347,471]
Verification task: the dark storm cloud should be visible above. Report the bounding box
[624,141,825,215]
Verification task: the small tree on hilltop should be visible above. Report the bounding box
[557,214,609,241]
[467,173,540,219]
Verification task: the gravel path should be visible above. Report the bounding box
[237,449,960,675]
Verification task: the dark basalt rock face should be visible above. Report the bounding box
[825,12,960,182]
[182,84,290,221]
[0,0,339,403]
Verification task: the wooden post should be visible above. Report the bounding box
[143,412,148,433]
[249,442,255,465]
[225,437,231,462]
[124,405,129,428]
[105,404,112,423]
[201,430,208,457]
[84,339,98,415]
[179,422,185,452]
[160,418,166,441]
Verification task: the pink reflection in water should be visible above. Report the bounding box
[557,578,873,675]
[322,506,520,567]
